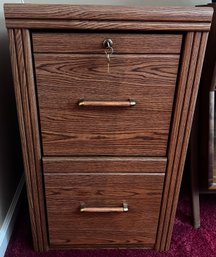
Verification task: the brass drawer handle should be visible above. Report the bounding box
[78,99,136,107]
[80,202,129,213]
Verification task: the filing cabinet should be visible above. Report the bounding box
[4,3,213,252]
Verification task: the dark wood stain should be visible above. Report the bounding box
[43,157,167,174]
[32,33,183,54]
[4,3,212,252]
[44,173,165,247]
[35,54,179,156]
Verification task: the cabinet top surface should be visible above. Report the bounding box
[4,3,213,22]
[6,0,213,6]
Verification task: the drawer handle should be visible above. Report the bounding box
[78,99,136,107]
[80,202,129,213]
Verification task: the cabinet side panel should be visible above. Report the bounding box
[162,32,199,250]
[22,29,48,251]
[156,31,209,250]
[155,32,194,251]
[8,28,39,251]
[8,28,48,251]
[164,32,209,250]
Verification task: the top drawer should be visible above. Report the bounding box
[33,32,182,157]
[32,32,182,54]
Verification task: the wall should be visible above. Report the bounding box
[0,1,24,257]
[25,0,210,6]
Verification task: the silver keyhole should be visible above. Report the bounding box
[103,39,113,49]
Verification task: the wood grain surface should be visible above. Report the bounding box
[4,4,213,22]
[43,157,167,174]
[4,5,213,31]
[5,3,213,252]
[44,173,164,247]
[8,29,48,251]
[35,54,179,156]
[32,33,182,54]
[156,32,209,250]
[5,19,212,31]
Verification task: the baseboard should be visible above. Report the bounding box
[0,174,25,257]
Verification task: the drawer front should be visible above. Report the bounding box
[35,53,180,156]
[32,32,183,54]
[44,173,164,248]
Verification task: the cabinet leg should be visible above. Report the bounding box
[190,167,201,228]
[190,108,200,229]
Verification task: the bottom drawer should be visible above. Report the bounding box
[44,172,165,248]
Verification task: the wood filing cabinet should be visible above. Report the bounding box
[4,3,213,252]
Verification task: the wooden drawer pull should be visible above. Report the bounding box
[80,202,129,213]
[78,99,136,107]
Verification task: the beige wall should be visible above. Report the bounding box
[0,0,23,228]
[25,0,210,6]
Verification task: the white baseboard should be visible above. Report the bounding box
[0,174,25,257]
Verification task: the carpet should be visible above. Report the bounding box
[4,192,216,257]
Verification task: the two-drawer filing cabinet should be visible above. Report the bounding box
[4,3,213,252]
